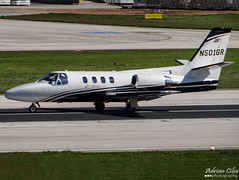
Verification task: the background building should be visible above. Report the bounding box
[0,0,30,5]
[107,0,239,10]
[142,0,239,10]
[31,0,78,4]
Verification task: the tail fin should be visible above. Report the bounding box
[190,27,231,67]
[186,27,232,80]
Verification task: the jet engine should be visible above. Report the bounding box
[131,74,166,87]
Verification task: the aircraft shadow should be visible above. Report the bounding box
[0,104,239,122]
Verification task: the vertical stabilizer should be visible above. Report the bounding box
[184,27,232,81]
[189,27,231,68]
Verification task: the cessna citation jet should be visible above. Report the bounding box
[5,27,233,113]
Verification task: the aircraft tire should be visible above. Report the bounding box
[126,103,136,113]
[95,102,105,112]
[29,104,37,113]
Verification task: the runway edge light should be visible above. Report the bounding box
[210,145,215,150]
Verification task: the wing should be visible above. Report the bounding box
[100,87,180,101]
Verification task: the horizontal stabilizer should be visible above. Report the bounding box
[175,59,189,65]
[192,62,234,71]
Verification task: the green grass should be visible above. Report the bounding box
[0,49,238,93]
[0,150,238,180]
[2,13,239,30]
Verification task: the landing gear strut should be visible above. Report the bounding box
[29,102,40,113]
[94,102,105,112]
[125,99,138,113]
[126,103,136,113]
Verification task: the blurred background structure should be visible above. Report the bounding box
[0,0,238,10]
[100,0,239,10]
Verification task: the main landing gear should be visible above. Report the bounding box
[94,102,105,112]
[94,100,139,113]
[125,99,138,113]
[29,102,40,113]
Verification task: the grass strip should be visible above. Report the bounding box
[0,49,238,93]
[2,13,239,30]
[0,150,238,180]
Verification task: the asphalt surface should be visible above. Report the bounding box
[1,89,239,122]
[0,90,238,152]
[0,104,239,122]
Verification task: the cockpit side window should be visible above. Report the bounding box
[38,73,68,86]
[59,73,68,85]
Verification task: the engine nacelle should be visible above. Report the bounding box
[131,74,166,87]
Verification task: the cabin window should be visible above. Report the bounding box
[92,77,97,83]
[101,77,106,83]
[109,77,114,83]
[82,77,88,83]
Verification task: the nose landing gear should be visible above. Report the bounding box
[29,102,40,113]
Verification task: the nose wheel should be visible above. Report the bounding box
[29,102,40,113]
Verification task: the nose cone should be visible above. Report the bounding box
[4,89,15,100]
[5,83,44,102]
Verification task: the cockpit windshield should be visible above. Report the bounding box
[38,73,68,85]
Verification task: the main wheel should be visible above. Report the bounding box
[126,103,136,113]
[94,102,105,112]
[29,104,37,113]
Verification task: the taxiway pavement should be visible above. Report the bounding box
[0,90,238,152]
[0,19,239,51]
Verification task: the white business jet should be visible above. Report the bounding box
[5,27,233,113]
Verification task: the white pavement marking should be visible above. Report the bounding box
[0,19,238,51]
[0,112,84,116]
[169,109,239,113]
